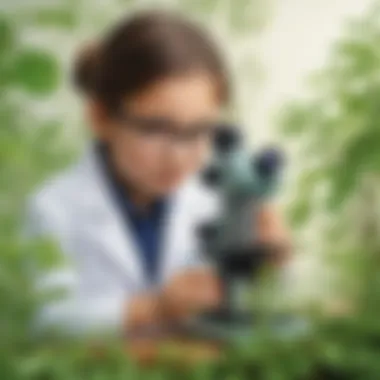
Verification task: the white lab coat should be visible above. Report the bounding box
[25,146,220,336]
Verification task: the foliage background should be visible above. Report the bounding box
[1,0,380,378]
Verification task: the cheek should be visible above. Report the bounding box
[184,144,210,173]
[163,143,212,185]
[113,136,160,175]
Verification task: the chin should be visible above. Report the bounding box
[153,178,184,196]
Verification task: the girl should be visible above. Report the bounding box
[27,10,290,337]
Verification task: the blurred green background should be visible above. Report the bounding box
[1,0,380,378]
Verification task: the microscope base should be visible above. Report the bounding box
[184,308,309,344]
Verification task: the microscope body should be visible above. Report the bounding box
[185,126,309,343]
[204,147,280,255]
[196,125,284,330]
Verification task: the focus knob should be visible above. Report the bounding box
[197,222,219,242]
[201,165,223,187]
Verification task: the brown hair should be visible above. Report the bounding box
[73,10,230,114]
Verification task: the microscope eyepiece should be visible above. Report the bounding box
[213,125,241,153]
[254,147,284,178]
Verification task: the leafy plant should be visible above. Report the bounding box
[3,0,380,378]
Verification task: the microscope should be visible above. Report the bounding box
[186,124,292,342]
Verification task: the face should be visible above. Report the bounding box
[90,73,222,197]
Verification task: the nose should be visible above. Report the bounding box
[166,138,194,158]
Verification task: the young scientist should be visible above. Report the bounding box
[26,11,291,336]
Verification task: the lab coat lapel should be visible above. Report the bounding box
[158,179,198,284]
[79,148,145,287]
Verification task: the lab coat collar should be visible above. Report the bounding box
[94,142,169,221]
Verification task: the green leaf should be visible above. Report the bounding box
[281,103,311,136]
[31,238,64,270]
[30,7,77,29]
[230,0,270,34]
[336,40,380,75]
[11,49,60,95]
[180,0,220,14]
[288,198,312,227]
[0,14,15,57]
[327,128,380,209]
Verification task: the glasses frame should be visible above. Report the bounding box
[114,111,223,147]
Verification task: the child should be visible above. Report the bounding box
[27,10,290,337]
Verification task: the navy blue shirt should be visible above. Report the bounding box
[97,144,168,282]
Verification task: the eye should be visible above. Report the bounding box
[122,114,175,134]
[186,120,219,137]
[190,120,219,131]
[135,118,168,133]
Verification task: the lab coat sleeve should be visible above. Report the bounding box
[25,197,127,337]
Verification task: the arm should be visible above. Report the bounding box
[26,198,220,337]
[25,198,128,337]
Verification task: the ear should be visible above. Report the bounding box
[86,100,111,141]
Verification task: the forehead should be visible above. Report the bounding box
[122,73,221,122]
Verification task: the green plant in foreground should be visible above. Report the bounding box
[3,0,380,378]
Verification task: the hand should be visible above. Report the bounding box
[125,292,161,332]
[125,267,221,333]
[161,267,221,321]
[256,203,292,265]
